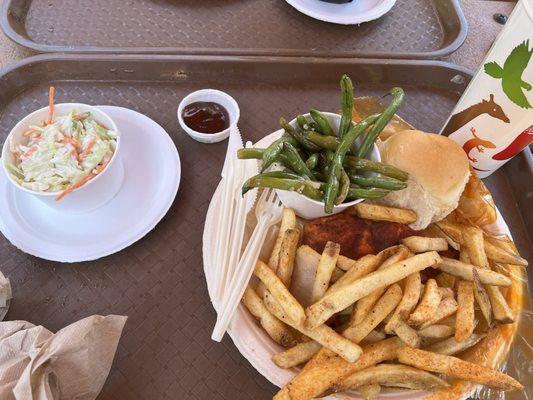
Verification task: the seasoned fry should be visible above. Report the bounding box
[419,297,458,329]
[277,228,300,287]
[438,257,511,286]
[351,247,409,325]
[330,267,344,284]
[254,260,306,325]
[435,220,464,244]
[430,223,460,250]
[348,203,417,224]
[360,330,386,345]
[463,227,489,268]
[242,286,297,347]
[358,383,381,400]
[472,268,492,327]
[435,272,456,289]
[273,338,402,400]
[385,272,421,334]
[484,238,528,266]
[401,236,448,253]
[269,208,297,269]
[438,287,454,299]
[335,364,448,392]
[425,333,486,356]
[459,248,471,264]
[455,280,475,342]
[397,346,523,391]
[394,320,420,347]
[311,241,341,303]
[306,252,441,329]
[408,279,441,326]
[418,324,454,339]
[344,284,403,343]
[263,290,362,363]
[272,341,322,369]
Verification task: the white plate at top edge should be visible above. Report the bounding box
[0,106,181,263]
[202,131,511,398]
[285,0,397,25]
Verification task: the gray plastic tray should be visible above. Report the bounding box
[1,0,467,59]
[0,55,530,399]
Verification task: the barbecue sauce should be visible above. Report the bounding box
[182,102,230,134]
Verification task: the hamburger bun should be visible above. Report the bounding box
[377,130,470,230]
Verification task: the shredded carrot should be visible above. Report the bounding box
[22,128,38,137]
[46,86,55,125]
[79,139,96,159]
[95,157,110,173]
[62,137,81,149]
[23,146,38,157]
[55,174,94,201]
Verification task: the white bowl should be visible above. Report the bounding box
[177,89,240,143]
[1,103,123,214]
[273,112,381,220]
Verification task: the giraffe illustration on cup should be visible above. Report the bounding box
[484,39,532,109]
[462,127,496,163]
[441,94,510,136]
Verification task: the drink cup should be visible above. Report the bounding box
[441,0,533,178]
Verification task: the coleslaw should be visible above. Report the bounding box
[4,87,119,200]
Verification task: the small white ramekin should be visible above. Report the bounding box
[177,89,240,144]
[1,103,123,214]
[274,112,381,220]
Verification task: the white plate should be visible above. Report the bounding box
[0,106,181,263]
[203,134,512,399]
[285,0,397,25]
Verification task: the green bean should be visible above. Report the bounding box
[346,187,390,200]
[280,118,321,152]
[348,173,408,190]
[344,156,408,181]
[324,114,380,213]
[305,153,319,170]
[335,170,350,205]
[237,148,264,159]
[339,75,354,140]
[356,87,405,158]
[310,110,336,136]
[306,131,339,151]
[282,142,316,180]
[242,176,323,200]
[296,115,317,132]
[262,137,297,171]
[319,150,335,176]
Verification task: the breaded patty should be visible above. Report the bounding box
[302,212,414,260]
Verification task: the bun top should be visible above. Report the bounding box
[380,130,470,205]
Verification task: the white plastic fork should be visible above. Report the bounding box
[211,189,283,341]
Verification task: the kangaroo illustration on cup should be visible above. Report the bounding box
[462,127,496,163]
[441,94,510,136]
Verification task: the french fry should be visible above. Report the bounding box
[455,280,475,342]
[394,320,421,348]
[335,364,449,392]
[438,287,454,299]
[306,252,441,329]
[438,257,511,286]
[272,341,322,369]
[401,236,448,253]
[435,220,464,244]
[268,208,297,269]
[336,254,357,271]
[311,242,341,303]
[431,223,460,251]
[419,297,458,329]
[351,246,409,325]
[242,286,297,347]
[273,337,402,400]
[384,272,421,334]
[425,333,486,356]
[472,268,492,327]
[435,272,456,289]
[348,203,417,224]
[408,279,441,326]
[459,248,471,264]
[344,284,403,343]
[277,228,300,287]
[358,383,381,400]
[330,267,344,284]
[418,324,454,339]
[397,346,523,391]
[254,260,306,325]
[360,330,386,346]
[484,237,528,266]
[263,290,362,363]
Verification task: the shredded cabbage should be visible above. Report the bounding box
[7,109,118,194]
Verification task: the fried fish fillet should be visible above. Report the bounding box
[302,213,414,260]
